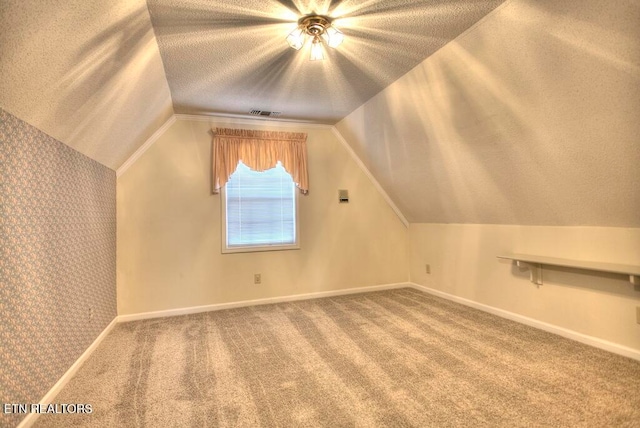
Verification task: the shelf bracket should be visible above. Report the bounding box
[516,261,543,286]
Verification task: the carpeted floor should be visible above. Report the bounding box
[35,288,640,427]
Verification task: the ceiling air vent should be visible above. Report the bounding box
[249,110,282,117]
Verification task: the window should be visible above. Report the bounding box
[221,161,299,253]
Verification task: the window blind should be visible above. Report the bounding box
[225,161,296,247]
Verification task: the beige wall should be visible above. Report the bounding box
[115,0,639,353]
[409,224,640,350]
[117,118,408,315]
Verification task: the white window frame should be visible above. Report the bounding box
[220,165,300,254]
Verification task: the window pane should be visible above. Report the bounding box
[225,161,296,247]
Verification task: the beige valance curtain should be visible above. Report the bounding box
[212,127,309,194]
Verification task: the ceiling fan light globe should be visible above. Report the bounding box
[286,27,305,50]
[324,25,344,48]
[310,39,324,61]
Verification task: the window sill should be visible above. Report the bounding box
[222,244,300,254]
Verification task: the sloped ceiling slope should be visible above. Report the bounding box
[0,0,173,169]
[336,0,640,226]
[147,0,505,123]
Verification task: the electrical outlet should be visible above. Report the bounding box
[254,274,261,284]
[425,264,431,274]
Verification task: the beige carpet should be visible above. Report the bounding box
[35,288,640,427]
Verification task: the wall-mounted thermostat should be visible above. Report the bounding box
[338,189,349,203]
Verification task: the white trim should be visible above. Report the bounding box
[181,116,410,230]
[175,113,333,128]
[116,115,176,177]
[330,127,409,228]
[118,283,410,322]
[16,280,639,428]
[17,317,119,428]
[408,283,640,362]
[17,284,409,426]
[113,114,409,233]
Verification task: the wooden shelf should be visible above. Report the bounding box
[497,254,640,286]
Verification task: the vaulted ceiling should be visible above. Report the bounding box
[0,0,173,169]
[146,0,504,122]
[0,0,505,168]
[1,0,639,226]
[336,0,640,226]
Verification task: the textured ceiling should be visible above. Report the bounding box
[3,0,636,227]
[147,0,505,123]
[336,0,640,226]
[0,0,173,169]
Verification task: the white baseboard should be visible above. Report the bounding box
[118,282,411,322]
[17,317,119,428]
[408,282,640,362]
[17,283,407,427]
[18,281,638,428]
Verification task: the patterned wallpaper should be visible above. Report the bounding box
[0,108,117,427]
